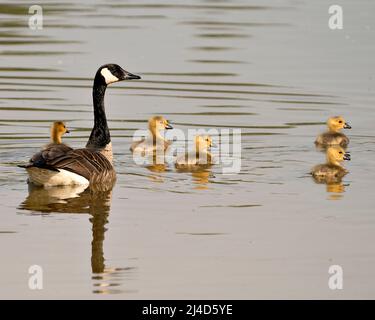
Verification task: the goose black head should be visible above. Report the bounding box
[96,63,141,85]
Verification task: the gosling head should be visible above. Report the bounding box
[148,116,173,135]
[96,63,141,86]
[326,146,351,166]
[195,135,213,152]
[51,121,69,144]
[327,116,351,132]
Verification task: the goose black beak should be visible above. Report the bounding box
[343,153,351,161]
[65,129,70,134]
[123,70,141,80]
[344,122,351,129]
[165,123,173,130]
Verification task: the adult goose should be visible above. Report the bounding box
[20,64,140,187]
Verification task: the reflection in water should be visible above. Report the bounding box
[311,146,350,199]
[191,169,213,190]
[177,165,213,190]
[134,152,169,182]
[326,182,346,200]
[147,153,168,173]
[19,183,135,294]
[146,163,167,183]
[312,175,347,200]
[326,182,345,194]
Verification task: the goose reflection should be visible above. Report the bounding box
[19,182,135,294]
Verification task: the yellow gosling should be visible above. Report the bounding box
[50,121,70,145]
[130,116,173,153]
[175,135,214,171]
[315,116,351,147]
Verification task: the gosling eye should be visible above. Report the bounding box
[338,120,343,124]
[339,151,343,154]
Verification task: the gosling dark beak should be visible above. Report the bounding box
[165,123,173,130]
[344,122,351,129]
[123,70,141,80]
[65,129,70,134]
[343,153,351,161]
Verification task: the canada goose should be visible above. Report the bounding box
[311,146,350,181]
[175,135,214,171]
[20,64,140,187]
[130,116,173,153]
[315,116,351,147]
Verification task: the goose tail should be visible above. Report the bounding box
[18,163,60,172]
[18,164,32,169]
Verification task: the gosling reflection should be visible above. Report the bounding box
[311,146,351,197]
[145,153,168,182]
[19,183,134,295]
[326,182,345,193]
[175,135,215,189]
[191,169,213,190]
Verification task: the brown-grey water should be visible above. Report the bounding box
[0,0,374,299]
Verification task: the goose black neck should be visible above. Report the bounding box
[86,78,111,149]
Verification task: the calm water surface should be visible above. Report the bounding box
[0,0,375,298]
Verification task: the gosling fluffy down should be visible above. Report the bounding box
[130,116,173,153]
[315,116,351,147]
[175,135,214,171]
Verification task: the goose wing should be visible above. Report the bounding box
[20,144,73,171]
[21,145,113,181]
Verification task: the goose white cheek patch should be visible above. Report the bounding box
[101,67,119,84]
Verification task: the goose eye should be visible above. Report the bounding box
[339,151,343,154]
[338,120,343,123]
